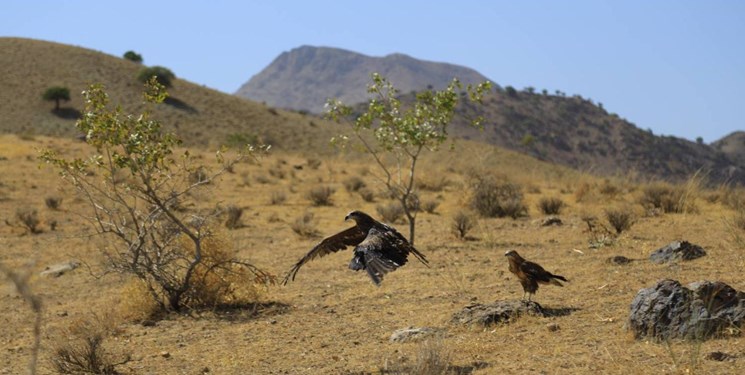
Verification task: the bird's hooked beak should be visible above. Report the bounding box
[344,213,352,221]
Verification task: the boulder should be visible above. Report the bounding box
[649,241,706,264]
[628,279,745,340]
[452,300,545,326]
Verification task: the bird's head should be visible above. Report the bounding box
[505,249,519,258]
[345,210,367,222]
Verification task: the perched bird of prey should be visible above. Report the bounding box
[504,250,567,301]
[282,211,429,286]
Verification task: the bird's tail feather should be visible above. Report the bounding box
[549,274,568,286]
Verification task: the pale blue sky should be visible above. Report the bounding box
[2,1,743,143]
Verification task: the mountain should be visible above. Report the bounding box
[235,45,489,113]
[0,37,342,152]
[445,88,745,185]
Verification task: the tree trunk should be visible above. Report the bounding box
[54,98,60,111]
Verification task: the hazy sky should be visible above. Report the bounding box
[3,1,743,143]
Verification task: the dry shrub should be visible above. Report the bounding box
[343,176,366,192]
[421,199,439,214]
[306,185,335,206]
[15,207,42,234]
[720,187,745,211]
[537,196,565,215]
[599,179,622,197]
[469,176,527,219]
[377,202,405,224]
[45,195,63,210]
[270,190,287,205]
[417,174,450,192]
[639,182,698,214]
[605,207,635,234]
[380,338,451,375]
[119,278,161,322]
[224,205,244,229]
[573,181,595,203]
[358,187,376,202]
[306,158,322,170]
[291,212,321,238]
[181,233,266,308]
[188,166,209,185]
[51,314,130,375]
[452,211,475,239]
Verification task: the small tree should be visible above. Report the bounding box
[40,78,272,312]
[137,66,176,87]
[123,50,143,63]
[43,86,71,111]
[326,73,491,244]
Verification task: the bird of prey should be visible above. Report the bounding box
[282,210,429,286]
[504,250,567,301]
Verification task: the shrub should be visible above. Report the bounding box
[45,196,63,210]
[452,211,475,239]
[15,207,42,234]
[306,186,335,206]
[537,197,565,215]
[421,199,439,214]
[270,191,287,205]
[51,315,130,375]
[343,176,366,192]
[470,177,528,219]
[224,205,244,229]
[136,66,176,87]
[122,50,143,63]
[306,158,322,170]
[358,187,376,202]
[376,202,405,224]
[417,174,450,192]
[291,212,320,238]
[42,86,71,111]
[639,183,696,214]
[605,208,634,234]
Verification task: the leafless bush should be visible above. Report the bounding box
[291,212,321,238]
[343,176,366,192]
[45,196,63,210]
[268,163,286,179]
[377,202,405,224]
[605,208,634,234]
[538,197,565,215]
[640,182,697,214]
[51,314,130,375]
[470,176,527,219]
[380,339,451,375]
[270,190,287,205]
[224,205,244,229]
[15,207,42,234]
[417,174,450,192]
[452,211,475,239]
[307,186,335,206]
[581,215,615,248]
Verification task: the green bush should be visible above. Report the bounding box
[123,50,143,63]
[42,86,71,110]
[137,66,176,87]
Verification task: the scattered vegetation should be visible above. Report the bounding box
[51,315,130,375]
[122,50,143,63]
[452,211,475,240]
[343,176,366,192]
[270,190,287,205]
[136,66,176,87]
[12,207,42,234]
[40,79,272,312]
[377,202,405,224]
[605,207,635,234]
[45,195,63,210]
[291,212,320,238]
[326,73,491,244]
[224,204,244,229]
[537,196,565,215]
[306,185,335,206]
[469,176,528,219]
[421,199,439,214]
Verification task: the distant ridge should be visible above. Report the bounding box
[235,45,489,113]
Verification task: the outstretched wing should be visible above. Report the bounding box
[355,227,426,285]
[282,226,367,285]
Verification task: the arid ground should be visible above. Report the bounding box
[1,134,744,374]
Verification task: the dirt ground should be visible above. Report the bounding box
[1,134,744,374]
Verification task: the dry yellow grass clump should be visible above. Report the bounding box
[1,134,744,374]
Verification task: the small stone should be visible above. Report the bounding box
[160,351,170,358]
[546,322,560,332]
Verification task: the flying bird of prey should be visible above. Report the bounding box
[505,250,568,301]
[282,210,429,286]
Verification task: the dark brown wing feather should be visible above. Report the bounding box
[282,226,367,285]
[354,227,428,285]
[520,260,564,285]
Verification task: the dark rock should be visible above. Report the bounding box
[452,300,546,326]
[607,255,634,265]
[628,279,745,340]
[649,241,706,264]
[705,351,736,362]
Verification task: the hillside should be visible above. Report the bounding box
[0,37,342,152]
[235,45,489,113]
[712,131,745,166]
[444,88,745,185]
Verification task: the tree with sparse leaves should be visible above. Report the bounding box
[326,73,491,244]
[42,86,71,111]
[40,78,272,312]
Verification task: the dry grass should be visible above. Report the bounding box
[1,134,744,374]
